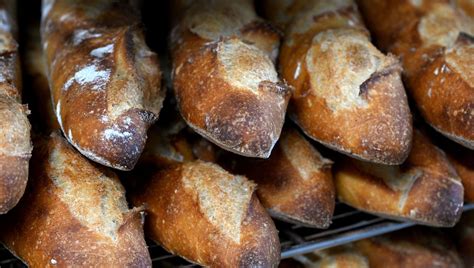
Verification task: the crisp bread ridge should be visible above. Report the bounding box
[48,135,129,241]
[305,28,388,111]
[181,161,256,243]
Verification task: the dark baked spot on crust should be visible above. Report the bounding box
[205,94,275,157]
[259,80,292,97]
[457,32,474,44]
[406,173,464,227]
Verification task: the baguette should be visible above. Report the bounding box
[129,160,280,267]
[357,0,474,149]
[0,0,32,214]
[334,130,464,227]
[355,228,463,268]
[219,127,335,228]
[262,0,412,165]
[170,0,291,158]
[0,133,151,267]
[41,0,164,170]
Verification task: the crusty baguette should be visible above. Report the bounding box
[129,160,280,267]
[334,130,464,227]
[0,133,151,267]
[0,0,32,214]
[453,211,474,267]
[41,0,164,170]
[262,0,412,165]
[170,0,291,158]
[355,227,464,268]
[357,0,474,149]
[219,127,335,228]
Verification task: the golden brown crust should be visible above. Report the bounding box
[0,134,151,267]
[0,0,31,214]
[170,0,290,158]
[355,228,464,268]
[264,0,412,164]
[41,0,164,170]
[334,130,464,227]
[219,127,335,228]
[130,161,280,267]
[357,0,474,149]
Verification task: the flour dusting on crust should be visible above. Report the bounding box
[181,161,255,243]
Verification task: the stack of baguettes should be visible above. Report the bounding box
[0,0,472,267]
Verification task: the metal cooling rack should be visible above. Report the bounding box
[1,203,473,267]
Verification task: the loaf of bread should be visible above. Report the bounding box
[170,0,291,158]
[334,130,464,227]
[219,127,335,228]
[0,133,151,267]
[0,0,32,214]
[262,0,412,165]
[40,0,165,170]
[129,160,280,267]
[453,211,474,267]
[357,0,474,149]
[355,227,464,268]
